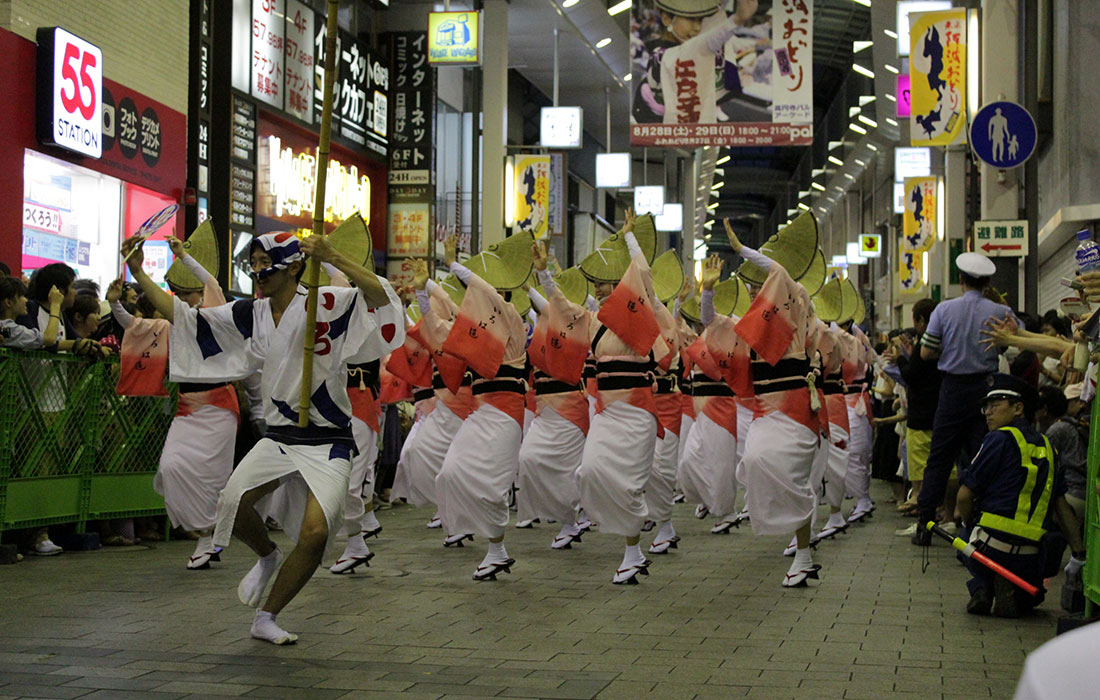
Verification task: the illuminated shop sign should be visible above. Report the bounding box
[263,135,371,224]
[36,27,103,158]
[427,11,482,65]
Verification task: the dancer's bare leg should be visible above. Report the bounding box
[263,488,328,614]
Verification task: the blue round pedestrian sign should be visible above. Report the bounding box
[970,101,1037,169]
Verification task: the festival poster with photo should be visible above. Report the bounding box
[902,176,937,252]
[909,9,966,147]
[630,0,813,147]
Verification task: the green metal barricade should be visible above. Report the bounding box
[1085,398,1100,613]
[0,348,175,533]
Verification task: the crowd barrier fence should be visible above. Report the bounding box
[0,348,173,534]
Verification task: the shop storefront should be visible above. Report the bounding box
[207,0,390,296]
[0,27,185,292]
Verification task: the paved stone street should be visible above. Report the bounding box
[0,485,1062,699]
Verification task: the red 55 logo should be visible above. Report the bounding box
[60,41,98,120]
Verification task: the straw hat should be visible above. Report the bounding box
[463,231,534,291]
[837,278,861,323]
[509,288,531,317]
[165,220,219,292]
[737,212,820,287]
[652,250,685,304]
[852,286,866,324]
[319,212,373,285]
[580,213,658,284]
[679,296,702,324]
[812,278,845,323]
[536,266,590,306]
[799,249,827,297]
[655,0,721,18]
[731,276,751,317]
[439,273,467,306]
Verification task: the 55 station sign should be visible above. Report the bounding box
[36,27,103,158]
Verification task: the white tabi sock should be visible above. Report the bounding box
[557,522,581,538]
[654,522,676,542]
[620,544,645,569]
[361,510,381,532]
[238,547,281,608]
[788,547,814,575]
[339,534,370,560]
[251,609,298,645]
[826,512,847,529]
[480,541,509,567]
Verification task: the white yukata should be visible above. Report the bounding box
[435,264,528,540]
[168,281,403,550]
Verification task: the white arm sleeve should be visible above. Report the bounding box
[625,231,644,261]
[700,288,716,326]
[109,301,135,329]
[740,245,774,271]
[181,255,217,286]
[416,289,432,317]
[449,261,474,285]
[526,286,548,314]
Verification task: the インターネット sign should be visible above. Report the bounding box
[36,27,103,158]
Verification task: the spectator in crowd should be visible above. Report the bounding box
[17,263,77,342]
[895,299,943,529]
[68,294,102,340]
[1043,382,1089,523]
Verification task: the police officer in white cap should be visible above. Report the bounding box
[912,252,1019,546]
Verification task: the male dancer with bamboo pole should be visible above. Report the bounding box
[123,2,403,644]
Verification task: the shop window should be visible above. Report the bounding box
[22,149,122,296]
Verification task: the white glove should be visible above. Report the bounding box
[1065,556,1085,578]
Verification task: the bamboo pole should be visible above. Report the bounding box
[298,0,340,428]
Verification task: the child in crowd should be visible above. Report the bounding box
[1,277,63,351]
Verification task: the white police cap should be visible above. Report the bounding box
[956,252,996,278]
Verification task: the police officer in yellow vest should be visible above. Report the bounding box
[957,374,1085,617]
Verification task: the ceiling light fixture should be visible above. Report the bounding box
[885,64,899,74]
[867,143,878,151]
[706,202,718,210]
[854,158,867,166]
[849,122,868,135]
[885,93,896,102]
[853,63,875,79]
[562,0,581,6]
[716,155,730,165]
[853,40,873,52]
[711,181,724,190]
[812,182,826,191]
[623,73,632,82]
[884,29,898,39]
[858,114,878,128]
[595,37,612,48]
[828,155,844,166]
[885,117,898,127]
[607,0,631,15]
[859,95,876,106]
[851,0,871,6]
[798,203,811,211]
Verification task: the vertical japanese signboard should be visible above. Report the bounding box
[388,31,434,269]
[899,247,925,293]
[191,0,214,226]
[909,9,967,146]
[902,176,937,252]
[391,32,433,177]
[313,23,389,159]
[629,0,812,147]
[283,0,314,121]
[251,0,284,109]
[513,154,551,240]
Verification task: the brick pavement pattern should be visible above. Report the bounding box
[0,485,1062,699]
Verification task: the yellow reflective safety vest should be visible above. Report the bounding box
[978,426,1055,543]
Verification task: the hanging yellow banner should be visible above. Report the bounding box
[902,176,938,252]
[899,247,924,293]
[513,154,551,240]
[909,9,967,146]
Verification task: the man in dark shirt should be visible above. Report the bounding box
[957,374,1084,617]
[896,299,942,524]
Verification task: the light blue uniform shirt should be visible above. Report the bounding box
[921,290,1017,375]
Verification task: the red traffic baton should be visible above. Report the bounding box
[924,522,1040,597]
